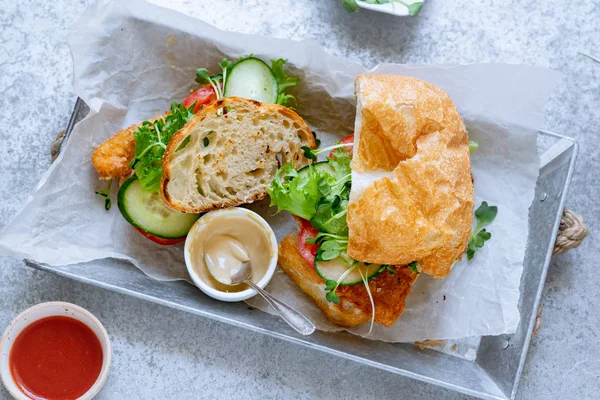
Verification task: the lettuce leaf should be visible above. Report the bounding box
[271,58,300,108]
[268,164,323,220]
[269,148,352,228]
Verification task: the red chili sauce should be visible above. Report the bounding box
[9,316,103,400]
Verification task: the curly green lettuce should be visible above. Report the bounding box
[271,58,300,108]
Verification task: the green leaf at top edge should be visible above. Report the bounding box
[342,0,359,12]
[407,2,423,16]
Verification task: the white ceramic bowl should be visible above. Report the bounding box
[184,207,278,302]
[0,302,111,400]
[356,0,424,16]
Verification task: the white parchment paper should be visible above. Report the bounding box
[0,0,559,342]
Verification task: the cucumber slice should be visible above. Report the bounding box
[316,257,382,286]
[224,57,278,103]
[117,176,200,239]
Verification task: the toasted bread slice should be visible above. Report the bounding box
[161,97,315,213]
[278,233,419,328]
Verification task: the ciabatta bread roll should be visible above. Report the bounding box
[347,75,474,279]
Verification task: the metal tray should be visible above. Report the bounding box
[28,98,578,400]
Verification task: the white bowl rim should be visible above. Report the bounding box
[184,207,278,302]
[356,0,416,16]
[0,301,112,400]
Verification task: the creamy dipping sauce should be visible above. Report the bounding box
[187,213,272,293]
[204,235,250,285]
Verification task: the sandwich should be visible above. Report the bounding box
[91,57,315,244]
[270,74,475,329]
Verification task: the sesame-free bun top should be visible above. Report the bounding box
[347,75,474,279]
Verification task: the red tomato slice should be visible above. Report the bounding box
[134,227,186,246]
[182,85,217,113]
[329,134,354,158]
[296,217,319,267]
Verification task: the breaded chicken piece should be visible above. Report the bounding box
[91,124,137,180]
[278,233,418,327]
[91,116,163,180]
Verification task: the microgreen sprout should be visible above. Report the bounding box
[311,131,321,147]
[358,266,376,334]
[469,140,479,153]
[467,201,498,260]
[407,261,420,274]
[94,179,113,211]
[324,263,358,304]
[301,143,353,161]
[195,58,233,101]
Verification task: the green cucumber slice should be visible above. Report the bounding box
[117,176,199,239]
[315,257,382,286]
[224,57,278,103]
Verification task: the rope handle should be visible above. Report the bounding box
[50,130,588,254]
[553,209,588,254]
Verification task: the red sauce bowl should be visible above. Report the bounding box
[1,302,111,400]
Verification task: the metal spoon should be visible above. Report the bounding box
[205,254,315,336]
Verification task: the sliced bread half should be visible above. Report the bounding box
[161,97,315,213]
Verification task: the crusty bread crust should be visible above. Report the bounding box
[278,233,418,328]
[161,97,315,213]
[347,75,474,279]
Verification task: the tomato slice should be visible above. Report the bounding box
[329,134,354,158]
[296,217,319,267]
[134,227,186,246]
[182,85,217,113]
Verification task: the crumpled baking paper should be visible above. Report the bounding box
[0,0,559,342]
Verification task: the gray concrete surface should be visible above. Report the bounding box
[1,0,598,398]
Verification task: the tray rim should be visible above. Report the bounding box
[28,98,579,400]
[510,135,579,399]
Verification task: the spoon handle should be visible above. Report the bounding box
[245,280,315,336]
